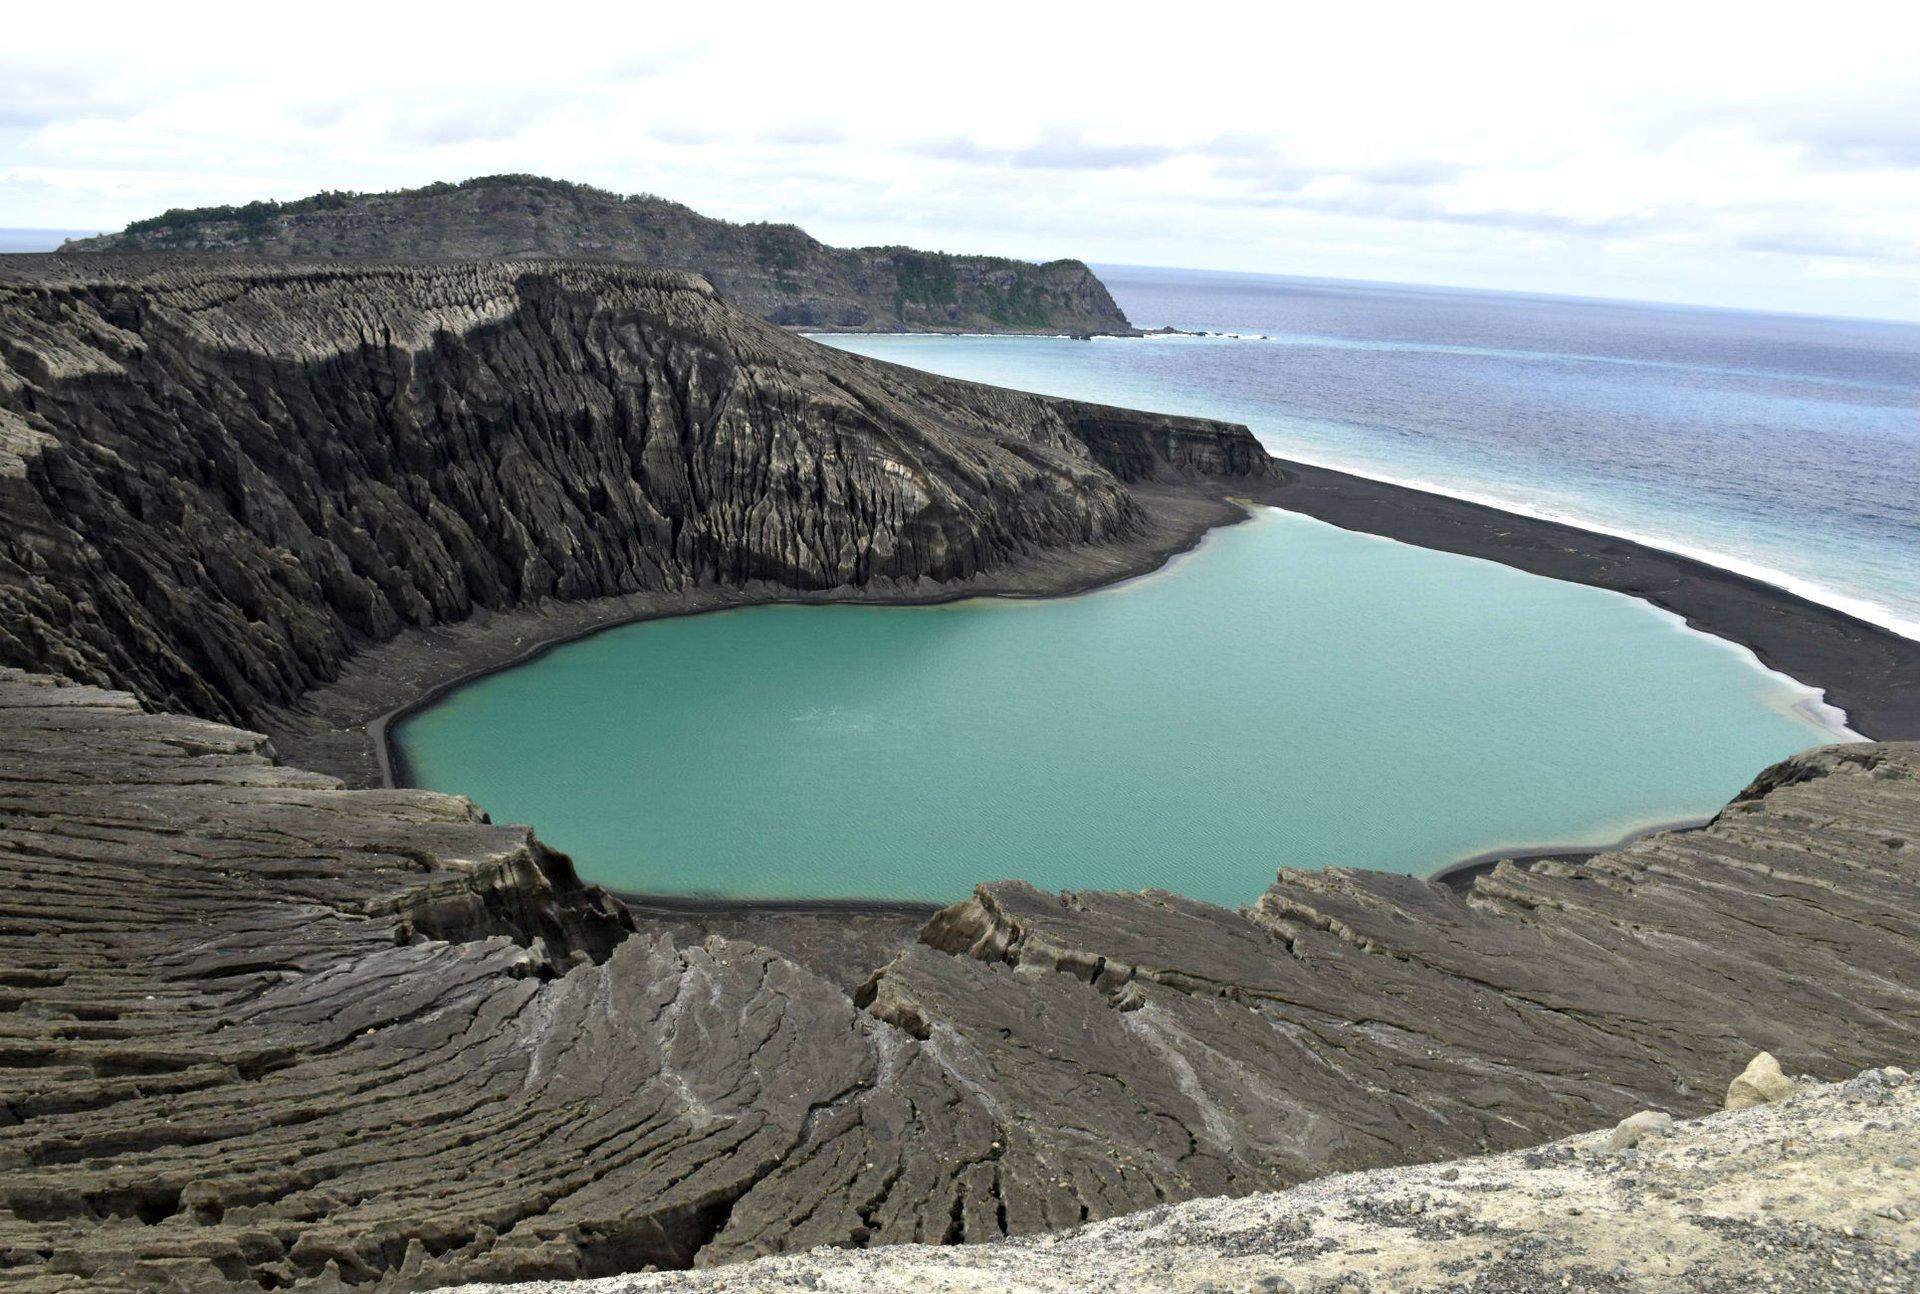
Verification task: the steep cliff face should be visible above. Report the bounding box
[0,255,1264,726]
[60,176,1137,335]
[1057,401,1276,482]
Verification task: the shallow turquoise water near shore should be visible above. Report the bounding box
[395,509,1846,906]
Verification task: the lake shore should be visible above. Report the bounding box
[265,460,1919,907]
[1243,464,1919,741]
[1428,817,1715,892]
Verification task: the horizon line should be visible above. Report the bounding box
[2,224,1913,329]
[1087,260,1920,330]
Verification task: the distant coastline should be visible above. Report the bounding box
[817,285,1920,648]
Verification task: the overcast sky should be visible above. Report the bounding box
[5,1,1917,320]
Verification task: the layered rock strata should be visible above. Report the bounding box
[0,255,1260,729]
[433,1066,1920,1294]
[60,176,1135,335]
[1,665,1915,1291]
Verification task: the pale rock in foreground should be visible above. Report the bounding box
[1604,1108,1675,1152]
[438,1068,1920,1294]
[1727,1050,1802,1111]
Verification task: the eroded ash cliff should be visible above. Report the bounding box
[0,255,1255,728]
[59,176,1136,335]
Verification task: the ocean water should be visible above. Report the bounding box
[0,230,94,252]
[824,266,1920,639]
[395,509,1848,907]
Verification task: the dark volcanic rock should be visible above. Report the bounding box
[1,667,1916,1292]
[60,175,1136,335]
[0,255,1264,727]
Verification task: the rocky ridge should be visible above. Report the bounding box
[0,254,1259,728]
[59,176,1136,335]
[430,1065,1920,1294]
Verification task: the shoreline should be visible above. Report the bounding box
[816,331,1917,642]
[1257,446,1919,642]
[271,464,1920,914]
[617,892,945,919]
[1428,816,1714,892]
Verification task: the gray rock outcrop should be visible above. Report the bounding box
[431,1066,1920,1294]
[59,176,1136,335]
[1727,1051,1802,1110]
[1604,1108,1675,1151]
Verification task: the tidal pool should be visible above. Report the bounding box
[394,508,1852,906]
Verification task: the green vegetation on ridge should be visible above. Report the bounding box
[75,174,1135,335]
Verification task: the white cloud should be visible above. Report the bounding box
[4,0,1917,319]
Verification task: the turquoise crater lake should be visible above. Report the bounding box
[394,509,1851,907]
